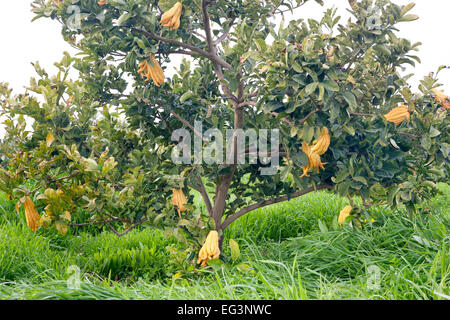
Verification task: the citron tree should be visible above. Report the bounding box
[0,0,448,267]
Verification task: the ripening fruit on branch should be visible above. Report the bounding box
[18,196,41,232]
[300,131,328,178]
[338,205,352,224]
[384,105,410,125]
[311,127,330,156]
[197,230,221,267]
[432,88,450,109]
[171,189,187,218]
[98,0,107,5]
[137,54,165,86]
[160,2,183,30]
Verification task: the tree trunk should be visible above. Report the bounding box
[218,233,225,251]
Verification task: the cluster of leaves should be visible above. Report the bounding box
[0,56,203,237]
[244,1,449,216]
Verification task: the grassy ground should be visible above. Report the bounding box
[0,185,448,300]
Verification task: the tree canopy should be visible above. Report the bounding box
[0,0,448,267]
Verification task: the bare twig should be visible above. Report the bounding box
[105,217,149,238]
[237,101,258,108]
[213,16,237,45]
[68,218,121,227]
[348,111,375,117]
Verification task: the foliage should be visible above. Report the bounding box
[0,0,449,270]
[0,186,448,299]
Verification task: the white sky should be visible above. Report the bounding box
[0,0,449,138]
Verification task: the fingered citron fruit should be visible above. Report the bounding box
[384,105,410,125]
[197,230,221,267]
[160,2,183,30]
[171,189,187,218]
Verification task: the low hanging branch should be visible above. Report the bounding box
[221,184,333,230]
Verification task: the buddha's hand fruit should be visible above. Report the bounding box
[160,2,183,30]
[197,230,221,267]
[384,105,410,125]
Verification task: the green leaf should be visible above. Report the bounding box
[429,126,441,138]
[280,166,292,181]
[343,125,355,136]
[206,259,224,268]
[293,152,308,167]
[399,14,419,22]
[342,91,357,110]
[318,219,328,233]
[292,62,303,73]
[302,126,315,143]
[229,239,241,262]
[318,83,325,101]
[322,80,340,92]
[177,219,191,226]
[117,12,132,26]
[305,82,318,96]
[353,176,368,186]
[290,126,299,138]
[55,221,68,236]
[158,0,179,11]
[237,263,255,274]
[254,38,267,51]
[333,171,350,184]
[180,91,196,103]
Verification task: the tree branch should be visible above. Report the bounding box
[159,49,201,57]
[213,16,237,45]
[201,0,215,54]
[189,177,213,216]
[68,218,121,227]
[238,101,257,108]
[105,217,149,238]
[200,0,237,103]
[130,27,232,70]
[170,110,208,143]
[348,111,375,117]
[221,184,333,230]
[30,171,80,194]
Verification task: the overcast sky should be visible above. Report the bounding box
[0,1,449,137]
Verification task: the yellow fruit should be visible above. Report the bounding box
[384,105,410,125]
[21,196,41,232]
[311,127,330,156]
[171,189,187,217]
[300,141,327,178]
[197,231,221,267]
[338,205,352,224]
[160,2,183,30]
[137,55,165,86]
[432,88,450,109]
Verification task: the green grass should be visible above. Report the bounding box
[0,184,448,300]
